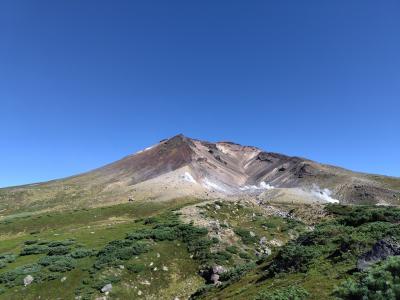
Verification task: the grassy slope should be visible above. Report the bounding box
[0,198,204,299]
[197,205,400,300]
[0,197,311,300]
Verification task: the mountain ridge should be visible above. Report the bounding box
[1,134,399,216]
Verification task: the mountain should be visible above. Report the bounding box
[1,134,399,215]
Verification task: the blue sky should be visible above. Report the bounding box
[1,0,399,187]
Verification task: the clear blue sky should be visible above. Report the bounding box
[1,0,399,187]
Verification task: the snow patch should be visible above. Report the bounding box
[203,178,227,192]
[136,145,155,154]
[239,181,274,191]
[181,172,197,184]
[310,185,339,203]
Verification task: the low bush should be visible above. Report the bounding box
[47,240,75,247]
[334,256,400,300]
[269,243,319,274]
[255,286,309,300]
[226,245,238,254]
[71,248,93,259]
[24,240,38,245]
[220,262,256,283]
[239,252,252,260]
[20,245,48,256]
[48,257,76,272]
[127,263,146,273]
[47,246,71,256]
[234,228,257,244]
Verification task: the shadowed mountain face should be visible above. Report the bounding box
[1,134,400,215]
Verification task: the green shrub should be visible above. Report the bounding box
[334,256,400,300]
[211,251,232,264]
[20,245,48,256]
[0,264,42,286]
[94,240,148,270]
[71,248,93,259]
[47,240,75,247]
[239,252,252,260]
[255,286,309,300]
[127,263,146,273]
[152,227,178,241]
[38,255,62,266]
[48,257,76,272]
[0,253,16,263]
[220,262,256,282]
[234,228,257,244]
[226,245,238,254]
[126,229,153,240]
[47,246,70,256]
[24,240,38,245]
[269,243,319,274]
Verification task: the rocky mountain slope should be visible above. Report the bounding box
[1,134,399,215]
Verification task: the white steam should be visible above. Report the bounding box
[181,172,197,184]
[203,178,227,192]
[310,185,339,203]
[239,181,274,191]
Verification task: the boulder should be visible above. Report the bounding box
[210,273,220,284]
[357,238,400,270]
[101,283,112,293]
[23,275,34,286]
[212,265,226,275]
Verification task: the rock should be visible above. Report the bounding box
[210,273,220,284]
[259,237,267,245]
[61,276,67,282]
[24,275,34,286]
[119,265,125,269]
[215,204,221,210]
[138,290,142,296]
[140,280,151,285]
[357,238,400,270]
[156,253,160,258]
[162,265,168,271]
[249,231,256,237]
[101,283,112,293]
[212,265,226,274]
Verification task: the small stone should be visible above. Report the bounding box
[210,273,220,284]
[138,290,142,296]
[61,276,67,282]
[149,262,153,267]
[101,283,112,293]
[140,280,151,285]
[24,275,34,286]
[156,253,160,258]
[119,265,125,269]
[212,265,226,274]
[153,267,158,271]
[162,265,168,271]
[249,231,256,237]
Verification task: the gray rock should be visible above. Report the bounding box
[357,238,400,270]
[101,283,112,293]
[212,265,226,274]
[24,275,34,286]
[210,273,220,284]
